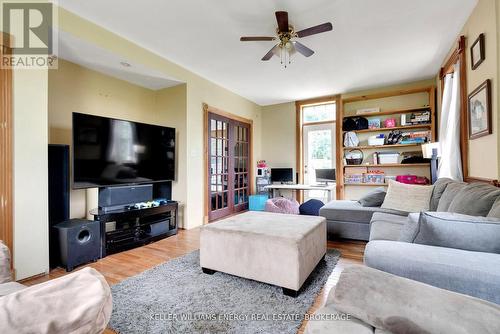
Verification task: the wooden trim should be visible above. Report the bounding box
[342,87,432,104]
[0,33,13,269]
[295,95,339,202]
[465,176,499,187]
[439,36,468,178]
[334,95,343,199]
[202,103,254,223]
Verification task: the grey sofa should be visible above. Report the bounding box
[319,200,407,240]
[305,265,500,334]
[363,178,500,305]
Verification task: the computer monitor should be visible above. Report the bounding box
[271,168,294,184]
[315,169,336,184]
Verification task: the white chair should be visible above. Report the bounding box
[0,241,112,334]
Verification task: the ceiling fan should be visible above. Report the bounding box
[240,11,333,67]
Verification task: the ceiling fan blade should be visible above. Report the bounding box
[296,22,333,38]
[275,11,289,32]
[293,41,315,57]
[262,45,279,61]
[240,36,276,41]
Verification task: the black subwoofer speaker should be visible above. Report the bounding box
[54,219,101,271]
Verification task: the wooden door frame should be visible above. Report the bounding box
[439,35,469,180]
[0,32,14,269]
[295,95,341,202]
[203,103,254,224]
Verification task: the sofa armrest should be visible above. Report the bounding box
[331,265,500,334]
[0,240,12,283]
[0,267,112,334]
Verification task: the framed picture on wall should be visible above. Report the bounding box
[470,33,485,70]
[468,79,492,139]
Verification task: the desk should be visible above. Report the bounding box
[264,184,336,202]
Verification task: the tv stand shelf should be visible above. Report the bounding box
[90,201,178,257]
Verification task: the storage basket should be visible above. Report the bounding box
[378,152,400,164]
[345,149,364,165]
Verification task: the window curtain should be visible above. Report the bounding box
[438,62,463,181]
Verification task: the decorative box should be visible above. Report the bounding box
[384,118,396,128]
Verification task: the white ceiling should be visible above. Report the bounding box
[56,30,183,90]
[58,0,477,105]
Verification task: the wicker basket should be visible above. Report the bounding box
[345,149,364,165]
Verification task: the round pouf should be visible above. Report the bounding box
[264,197,300,215]
[299,199,325,216]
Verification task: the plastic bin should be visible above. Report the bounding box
[249,194,269,211]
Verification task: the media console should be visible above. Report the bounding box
[90,201,178,257]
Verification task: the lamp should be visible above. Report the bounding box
[421,142,440,184]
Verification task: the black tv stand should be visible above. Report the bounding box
[90,201,178,257]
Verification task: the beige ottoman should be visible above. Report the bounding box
[200,211,327,296]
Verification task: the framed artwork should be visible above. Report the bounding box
[468,79,492,139]
[471,33,485,70]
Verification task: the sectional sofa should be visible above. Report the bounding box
[320,178,500,305]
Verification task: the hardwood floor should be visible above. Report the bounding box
[23,228,365,334]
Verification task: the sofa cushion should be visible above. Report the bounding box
[430,178,456,211]
[487,196,500,218]
[320,200,406,224]
[0,282,26,297]
[381,180,433,212]
[358,188,386,207]
[411,212,500,253]
[332,265,500,334]
[0,267,112,334]
[0,241,11,284]
[447,183,500,216]
[398,212,421,242]
[369,213,408,241]
[305,304,374,334]
[436,182,467,211]
[364,240,500,305]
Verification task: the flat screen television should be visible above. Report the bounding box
[72,113,175,189]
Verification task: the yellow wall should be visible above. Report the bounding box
[53,7,262,229]
[48,60,190,226]
[261,102,296,171]
[13,68,49,280]
[439,0,499,179]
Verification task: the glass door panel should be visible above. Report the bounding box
[303,123,335,201]
[208,114,250,220]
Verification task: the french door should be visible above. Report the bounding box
[208,113,250,221]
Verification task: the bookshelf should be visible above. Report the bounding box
[337,86,436,200]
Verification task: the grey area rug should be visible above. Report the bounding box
[109,249,341,334]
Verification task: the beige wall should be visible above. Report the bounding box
[439,0,499,179]
[261,102,296,171]
[54,7,262,229]
[13,68,49,280]
[48,59,190,226]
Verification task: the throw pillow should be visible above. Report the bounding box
[413,212,500,253]
[381,180,433,213]
[429,178,455,211]
[436,182,467,211]
[447,183,500,216]
[0,241,11,284]
[357,187,386,207]
[487,196,500,218]
[299,199,324,216]
[398,212,421,242]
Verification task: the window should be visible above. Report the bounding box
[302,103,336,123]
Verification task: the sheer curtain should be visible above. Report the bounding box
[438,62,463,181]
